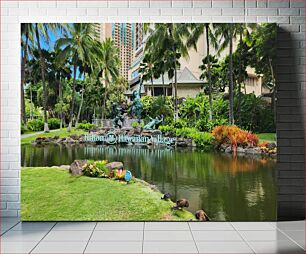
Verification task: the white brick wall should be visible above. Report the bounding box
[0,0,305,218]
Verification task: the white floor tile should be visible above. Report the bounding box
[231,222,276,231]
[85,241,143,253]
[1,230,47,242]
[276,221,305,231]
[145,222,190,231]
[143,241,198,253]
[32,241,87,253]
[52,222,96,231]
[0,222,20,233]
[144,230,193,241]
[90,230,143,241]
[96,222,144,231]
[189,222,234,231]
[248,240,304,253]
[193,230,243,241]
[1,217,20,224]
[239,230,291,241]
[282,230,305,249]
[11,222,55,231]
[42,230,92,242]
[0,241,37,253]
[197,241,254,253]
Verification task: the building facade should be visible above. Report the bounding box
[127,24,266,100]
[95,23,134,80]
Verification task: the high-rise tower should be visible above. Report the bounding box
[95,23,134,80]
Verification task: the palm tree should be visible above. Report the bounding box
[145,23,192,120]
[214,24,242,125]
[34,23,66,132]
[95,38,120,120]
[56,23,96,131]
[139,52,156,96]
[21,24,34,125]
[188,23,218,121]
[49,48,71,129]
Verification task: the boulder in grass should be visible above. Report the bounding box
[106,161,124,171]
[60,165,70,170]
[70,160,87,175]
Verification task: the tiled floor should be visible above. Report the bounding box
[0,218,304,253]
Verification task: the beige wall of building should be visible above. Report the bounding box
[177,85,203,98]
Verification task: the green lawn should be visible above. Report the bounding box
[257,133,277,143]
[21,128,87,145]
[21,167,194,221]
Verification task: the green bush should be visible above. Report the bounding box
[26,119,44,131]
[21,124,27,134]
[159,125,175,134]
[159,125,213,150]
[77,122,95,131]
[188,132,213,150]
[234,93,275,133]
[82,160,109,178]
[48,118,60,130]
[141,96,173,121]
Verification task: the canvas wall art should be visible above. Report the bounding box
[21,23,277,221]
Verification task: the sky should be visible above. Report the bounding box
[23,24,84,79]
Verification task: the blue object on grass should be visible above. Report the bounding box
[124,170,132,182]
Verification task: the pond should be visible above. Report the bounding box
[21,144,277,221]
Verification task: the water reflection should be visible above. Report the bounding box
[21,144,277,221]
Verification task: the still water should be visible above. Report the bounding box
[21,144,277,221]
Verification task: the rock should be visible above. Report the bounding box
[266,143,277,149]
[186,138,193,147]
[176,138,188,147]
[70,160,87,175]
[225,146,232,153]
[245,147,261,155]
[237,147,245,153]
[220,143,230,152]
[134,127,142,134]
[69,134,78,140]
[106,161,124,170]
[60,165,70,170]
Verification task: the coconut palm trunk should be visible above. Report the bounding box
[228,25,234,125]
[29,82,33,120]
[76,82,84,127]
[102,78,108,120]
[21,32,29,125]
[35,24,49,132]
[68,63,77,132]
[206,24,213,121]
[59,74,63,129]
[162,73,166,101]
[150,76,155,97]
[76,68,86,127]
[237,31,243,124]
[269,58,276,123]
[168,25,178,120]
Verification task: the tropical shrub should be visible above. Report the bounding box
[159,125,175,133]
[212,125,259,148]
[141,96,173,124]
[48,118,60,130]
[77,122,95,131]
[82,160,109,178]
[114,169,126,180]
[234,93,275,133]
[173,119,188,129]
[26,119,44,131]
[188,131,213,150]
[21,124,27,134]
